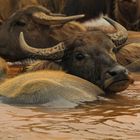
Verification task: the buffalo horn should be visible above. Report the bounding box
[32,12,85,25]
[19,32,65,60]
[104,17,128,46]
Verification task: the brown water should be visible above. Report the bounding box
[0,74,140,140]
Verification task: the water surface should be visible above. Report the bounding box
[0,73,140,140]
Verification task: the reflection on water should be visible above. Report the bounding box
[0,74,140,140]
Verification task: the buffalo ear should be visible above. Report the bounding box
[32,12,85,26]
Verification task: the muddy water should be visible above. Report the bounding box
[0,74,140,140]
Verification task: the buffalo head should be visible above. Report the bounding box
[19,30,133,94]
[62,31,133,93]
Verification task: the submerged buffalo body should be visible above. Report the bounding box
[0,70,104,107]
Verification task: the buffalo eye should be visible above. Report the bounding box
[14,19,26,26]
[75,53,85,61]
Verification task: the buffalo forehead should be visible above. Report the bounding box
[73,31,113,50]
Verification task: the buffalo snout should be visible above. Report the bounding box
[103,65,134,94]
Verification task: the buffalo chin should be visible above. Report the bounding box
[103,74,134,94]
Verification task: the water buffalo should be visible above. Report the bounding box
[116,43,140,66]
[1,0,139,31]
[64,0,139,31]
[0,70,104,107]
[39,0,140,31]
[45,0,114,20]
[0,0,39,21]
[126,58,140,72]
[116,42,140,73]
[20,30,133,94]
[114,0,140,31]
[38,0,66,13]
[116,31,140,67]
[0,5,127,62]
[0,6,85,61]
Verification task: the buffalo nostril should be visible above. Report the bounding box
[107,65,128,77]
[123,69,129,75]
[108,71,118,77]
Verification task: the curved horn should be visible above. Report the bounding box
[19,32,66,60]
[103,17,128,46]
[32,12,85,25]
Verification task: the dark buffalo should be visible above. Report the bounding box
[38,0,140,31]
[38,0,114,20]
[114,0,140,31]
[63,0,114,20]
[38,0,66,13]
